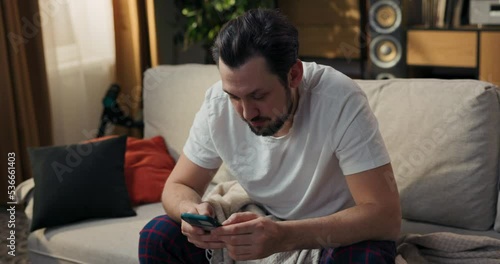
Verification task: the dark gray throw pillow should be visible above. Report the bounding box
[29,135,136,232]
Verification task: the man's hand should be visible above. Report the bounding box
[180,202,224,249]
[212,212,283,261]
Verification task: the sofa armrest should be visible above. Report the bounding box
[16,178,35,221]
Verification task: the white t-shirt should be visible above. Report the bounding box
[183,61,391,220]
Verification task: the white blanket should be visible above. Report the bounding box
[396,232,500,264]
[204,181,320,264]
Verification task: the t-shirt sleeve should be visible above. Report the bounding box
[333,90,391,175]
[183,98,222,170]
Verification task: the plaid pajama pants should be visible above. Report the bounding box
[139,215,396,264]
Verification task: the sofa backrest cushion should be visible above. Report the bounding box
[495,88,500,233]
[143,64,220,160]
[357,79,500,231]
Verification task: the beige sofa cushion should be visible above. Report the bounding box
[143,64,220,160]
[356,79,500,231]
[28,203,163,264]
[143,64,236,185]
[495,88,500,232]
[496,178,500,232]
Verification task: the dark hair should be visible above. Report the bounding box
[211,9,299,87]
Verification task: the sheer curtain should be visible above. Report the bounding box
[40,0,116,145]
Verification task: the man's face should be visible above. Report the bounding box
[219,56,293,137]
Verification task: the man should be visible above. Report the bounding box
[140,8,401,263]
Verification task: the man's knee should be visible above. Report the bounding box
[320,240,396,264]
[139,214,208,264]
[139,215,183,263]
[140,215,181,244]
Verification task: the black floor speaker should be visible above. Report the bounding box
[365,0,407,79]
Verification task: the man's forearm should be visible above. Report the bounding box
[279,203,401,251]
[162,182,203,223]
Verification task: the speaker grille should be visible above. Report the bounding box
[376,73,396,80]
[369,35,402,68]
[369,1,402,34]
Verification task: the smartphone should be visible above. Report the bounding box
[180,213,222,231]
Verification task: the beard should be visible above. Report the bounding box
[247,88,294,137]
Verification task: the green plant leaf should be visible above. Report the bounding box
[214,2,223,12]
[176,0,276,56]
[181,8,197,17]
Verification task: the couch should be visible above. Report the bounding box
[17,63,500,263]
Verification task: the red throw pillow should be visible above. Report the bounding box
[84,136,175,205]
[125,136,175,205]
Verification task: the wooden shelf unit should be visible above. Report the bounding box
[406,28,500,86]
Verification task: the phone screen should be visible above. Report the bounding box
[180,213,221,231]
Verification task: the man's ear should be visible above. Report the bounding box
[288,60,303,89]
